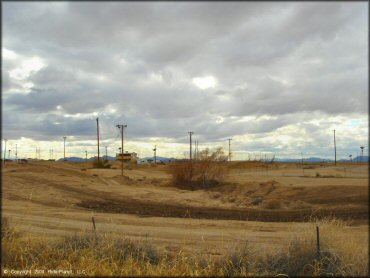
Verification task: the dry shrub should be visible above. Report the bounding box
[168,147,229,190]
[218,241,256,276]
[92,159,111,169]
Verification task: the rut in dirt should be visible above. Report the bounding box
[76,197,368,222]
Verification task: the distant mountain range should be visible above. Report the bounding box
[57,156,116,162]
[275,156,369,162]
[141,156,176,162]
[57,155,368,163]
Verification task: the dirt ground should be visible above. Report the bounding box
[2,160,368,254]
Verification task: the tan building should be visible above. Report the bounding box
[116,152,137,163]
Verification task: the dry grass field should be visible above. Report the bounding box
[1,160,369,276]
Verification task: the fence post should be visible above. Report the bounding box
[92,215,96,235]
[316,223,321,259]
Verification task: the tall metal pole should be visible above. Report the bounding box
[122,125,127,153]
[153,145,157,164]
[116,124,127,176]
[96,118,100,163]
[105,146,108,161]
[333,129,336,166]
[85,150,88,162]
[188,132,193,161]
[227,139,232,162]
[360,146,364,163]
[3,139,7,164]
[63,136,67,161]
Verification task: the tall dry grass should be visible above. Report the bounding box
[2,217,368,276]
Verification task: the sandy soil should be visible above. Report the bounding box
[2,160,368,253]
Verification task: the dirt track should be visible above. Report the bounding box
[2,160,368,252]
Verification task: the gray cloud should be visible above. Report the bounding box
[2,2,368,158]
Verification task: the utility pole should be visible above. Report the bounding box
[188,132,194,161]
[360,146,364,163]
[194,140,197,160]
[105,146,108,161]
[85,150,88,162]
[63,136,67,161]
[3,139,7,164]
[333,129,336,166]
[227,139,232,162]
[96,118,100,163]
[116,124,127,176]
[153,145,157,164]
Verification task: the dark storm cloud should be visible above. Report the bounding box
[2,1,367,152]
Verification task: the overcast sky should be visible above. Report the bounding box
[2,1,368,160]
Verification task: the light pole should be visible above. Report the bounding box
[116,124,127,176]
[96,118,100,163]
[360,146,364,162]
[333,129,336,166]
[188,132,194,161]
[227,139,232,162]
[63,136,67,161]
[85,150,88,162]
[153,145,157,164]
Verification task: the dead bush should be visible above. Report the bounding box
[92,159,111,169]
[168,147,229,190]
